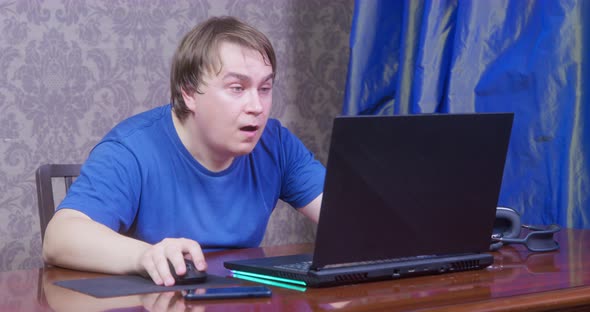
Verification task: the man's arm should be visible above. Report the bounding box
[43,209,207,286]
[297,193,323,223]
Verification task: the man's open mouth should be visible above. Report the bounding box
[240,125,259,132]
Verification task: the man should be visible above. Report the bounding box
[42,16,325,287]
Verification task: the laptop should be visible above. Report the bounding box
[224,113,514,288]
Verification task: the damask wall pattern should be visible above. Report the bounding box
[0,0,354,272]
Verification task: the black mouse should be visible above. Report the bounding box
[168,259,208,284]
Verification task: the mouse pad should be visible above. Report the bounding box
[54,274,244,298]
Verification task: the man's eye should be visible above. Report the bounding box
[230,86,244,92]
[259,87,272,94]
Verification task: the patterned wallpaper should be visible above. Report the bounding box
[0,0,353,272]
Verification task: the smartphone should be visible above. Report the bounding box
[183,286,272,300]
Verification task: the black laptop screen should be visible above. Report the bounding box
[312,113,513,269]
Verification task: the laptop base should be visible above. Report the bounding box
[225,253,493,288]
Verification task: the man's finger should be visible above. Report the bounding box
[186,242,207,271]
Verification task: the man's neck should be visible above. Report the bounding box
[171,110,234,172]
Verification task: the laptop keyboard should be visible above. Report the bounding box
[275,261,312,272]
[274,255,438,272]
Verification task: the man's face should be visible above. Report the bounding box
[183,41,274,159]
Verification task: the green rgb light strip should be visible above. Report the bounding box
[230,270,307,286]
[232,273,307,292]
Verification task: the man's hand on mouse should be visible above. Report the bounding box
[138,237,207,286]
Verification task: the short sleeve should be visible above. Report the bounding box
[58,140,142,232]
[279,127,326,208]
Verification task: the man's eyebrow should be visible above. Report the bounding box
[223,72,250,82]
[222,72,275,83]
[261,73,275,83]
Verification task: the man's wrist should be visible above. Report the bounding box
[129,240,153,275]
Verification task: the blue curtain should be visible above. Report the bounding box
[343,0,590,228]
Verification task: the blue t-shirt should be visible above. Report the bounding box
[58,104,325,249]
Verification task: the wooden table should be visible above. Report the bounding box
[2,229,590,311]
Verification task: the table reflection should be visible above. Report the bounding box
[314,273,492,310]
[26,230,590,311]
[40,268,292,312]
[41,268,141,312]
[488,228,588,297]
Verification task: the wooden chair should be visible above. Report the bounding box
[35,164,81,242]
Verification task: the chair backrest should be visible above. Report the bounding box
[35,164,81,241]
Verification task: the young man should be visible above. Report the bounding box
[42,16,325,287]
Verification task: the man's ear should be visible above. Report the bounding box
[181,87,197,111]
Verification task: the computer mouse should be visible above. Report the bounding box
[168,259,208,284]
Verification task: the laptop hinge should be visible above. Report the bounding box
[309,264,322,271]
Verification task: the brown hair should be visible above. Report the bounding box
[170,16,277,121]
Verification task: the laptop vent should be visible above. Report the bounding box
[451,260,481,271]
[334,272,369,282]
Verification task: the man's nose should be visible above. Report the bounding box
[246,90,264,114]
